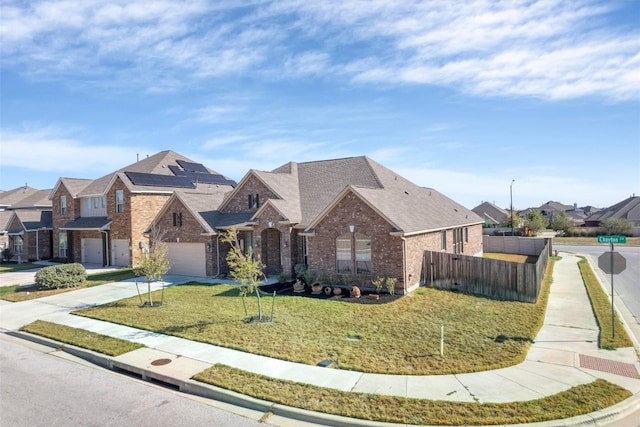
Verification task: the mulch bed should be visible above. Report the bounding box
[258,282,402,304]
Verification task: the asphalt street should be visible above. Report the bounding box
[0,333,268,427]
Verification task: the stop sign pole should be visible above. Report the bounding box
[609,242,615,339]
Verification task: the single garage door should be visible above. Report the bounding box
[166,242,206,277]
[111,239,130,267]
[82,238,103,265]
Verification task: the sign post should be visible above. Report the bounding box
[597,236,627,338]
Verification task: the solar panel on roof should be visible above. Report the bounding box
[125,171,195,188]
[168,165,185,176]
[176,160,209,173]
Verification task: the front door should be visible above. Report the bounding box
[261,228,281,275]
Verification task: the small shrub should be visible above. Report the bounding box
[278,272,289,283]
[1,248,12,262]
[372,276,385,294]
[385,277,397,295]
[35,263,87,289]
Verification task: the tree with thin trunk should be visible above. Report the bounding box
[133,227,171,307]
[221,228,267,321]
[550,211,573,235]
[524,209,547,236]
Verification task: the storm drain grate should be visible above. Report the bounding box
[579,355,640,379]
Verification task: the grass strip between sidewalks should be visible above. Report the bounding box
[577,257,633,349]
[194,364,631,426]
[20,320,144,356]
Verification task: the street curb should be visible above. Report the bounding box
[6,330,639,427]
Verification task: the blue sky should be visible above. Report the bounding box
[1,0,638,210]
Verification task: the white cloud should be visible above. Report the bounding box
[1,0,637,100]
[0,128,144,175]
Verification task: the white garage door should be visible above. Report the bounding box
[112,239,130,267]
[82,238,103,265]
[166,242,206,277]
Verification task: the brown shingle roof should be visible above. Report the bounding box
[0,186,39,207]
[78,150,235,196]
[9,210,53,232]
[10,189,53,208]
[250,156,483,234]
[587,196,640,224]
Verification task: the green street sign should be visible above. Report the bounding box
[597,235,627,244]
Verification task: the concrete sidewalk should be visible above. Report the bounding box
[1,253,639,426]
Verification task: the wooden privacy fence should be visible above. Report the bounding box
[422,243,549,303]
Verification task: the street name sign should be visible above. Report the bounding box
[598,251,626,275]
[597,235,627,244]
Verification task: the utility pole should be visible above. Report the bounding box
[510,179,515,235]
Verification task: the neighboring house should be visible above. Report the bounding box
[50,150,236,267]
[584,196,640,227]
[0,185,39,210]
[521,201,587,227]
[6,210,53,261]
[0,187,53,261]
[150,156,484,294]
[471,201,507,228]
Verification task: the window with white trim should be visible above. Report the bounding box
[14,236,23,255]
[336,232,372,275]
[59,232,68,257]
[60,195,67,216]
[441,230,447,250]
[116,190,124,213]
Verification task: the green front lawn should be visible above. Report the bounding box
[1,269,137,302]
[75,262,553,375]
[0,262,41,273]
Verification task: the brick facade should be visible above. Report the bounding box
[151,196,217,276]
[6,215,52,261]
[305,192,404,290]
[221,175,277,214]
[51,184,81,262]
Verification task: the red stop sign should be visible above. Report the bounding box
[598,251,626,275]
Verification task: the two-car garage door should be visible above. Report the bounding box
[166,242,206,277]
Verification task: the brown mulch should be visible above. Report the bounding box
[258,282,402,304]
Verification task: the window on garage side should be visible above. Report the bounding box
[173,212,182,227]
[116,190,124,213]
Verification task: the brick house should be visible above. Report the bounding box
[49,150,235,267]
[150,156,484,294]
[0,188,53,261]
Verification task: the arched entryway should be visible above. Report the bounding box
[261,228,282,275]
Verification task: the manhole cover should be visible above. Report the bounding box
[151,358,172,366]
